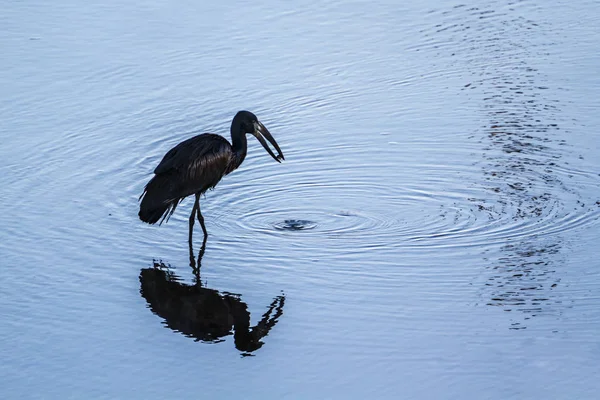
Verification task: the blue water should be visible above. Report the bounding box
[2,0,600,398]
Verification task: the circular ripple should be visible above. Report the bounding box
[200,131,600,254]
[273,219,318,231]
[208,171,486,251]
[235,208,388,236]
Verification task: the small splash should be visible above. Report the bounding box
[274,219,317,231]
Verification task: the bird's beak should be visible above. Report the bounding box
[253,121,285,163]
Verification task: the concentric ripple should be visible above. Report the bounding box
[201,132,600,256]
[273,219,318,231]
[237,207,394,236]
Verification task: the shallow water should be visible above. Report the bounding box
[2,0,600,398]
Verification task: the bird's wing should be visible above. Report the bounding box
[154,134,230,173]
[152,133,233,194]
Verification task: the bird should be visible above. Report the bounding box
[139,110,284,243]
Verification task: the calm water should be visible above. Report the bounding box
[2,0,600,398]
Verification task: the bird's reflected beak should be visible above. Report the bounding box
[253,121,285,163]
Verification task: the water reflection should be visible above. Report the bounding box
[139,241,285,355]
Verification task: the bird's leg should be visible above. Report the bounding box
[189,198,199,247]
[195,193,208,237]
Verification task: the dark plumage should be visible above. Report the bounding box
[139,111,284,242]
[138,134,234,224]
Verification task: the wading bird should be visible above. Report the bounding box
[139,111,284,243]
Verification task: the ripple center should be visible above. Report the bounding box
[273,219,318,231]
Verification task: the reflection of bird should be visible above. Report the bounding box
[138,111,284,242]
[139,241,285,354]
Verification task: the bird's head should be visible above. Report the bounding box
[234,110,285,163]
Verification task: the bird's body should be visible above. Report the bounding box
[138,133,240,225]
[139,111,284,242]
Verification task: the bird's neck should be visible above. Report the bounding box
[230,129,248,170]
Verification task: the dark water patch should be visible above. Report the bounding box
[424,1,600,328]
[273,219,317,231]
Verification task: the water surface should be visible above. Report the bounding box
[1,0,600,398]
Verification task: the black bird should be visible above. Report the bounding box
[139,110,284,242]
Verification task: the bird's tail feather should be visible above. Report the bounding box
[138,174,180,225]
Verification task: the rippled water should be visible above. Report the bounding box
[2,0,600,398]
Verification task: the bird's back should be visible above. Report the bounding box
[155,134,231,173]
